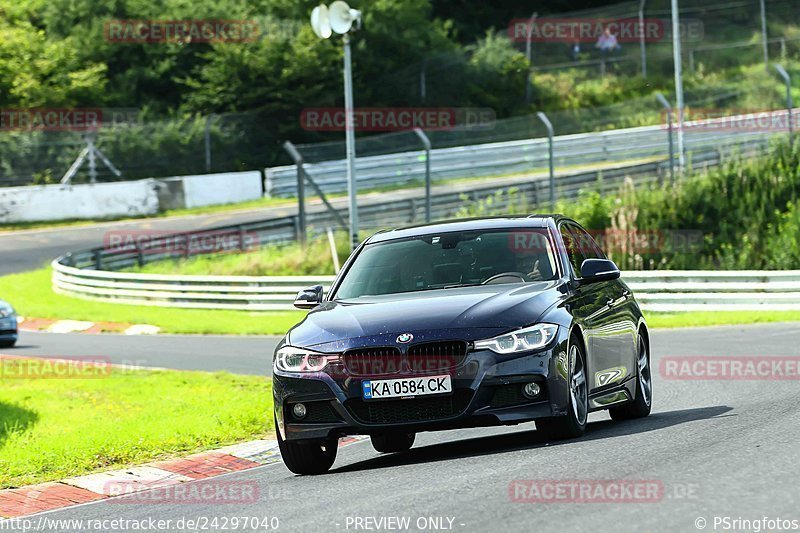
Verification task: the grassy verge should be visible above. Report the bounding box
[0,268,306,335]
[644,310,800,329]
[0,363,272,488]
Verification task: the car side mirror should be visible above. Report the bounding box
[294,285,323,310]
[579,259,620,284]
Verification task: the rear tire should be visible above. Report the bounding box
[276,415,337,475]
[536,336,588,440]
[370,432,415,453]
[610,333,652,421]
[0,340,15,348]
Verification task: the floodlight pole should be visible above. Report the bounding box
[670,0,685,169]
[774,64,794,146]
[525,12,537,104]
[639,0,647,78]
[760,0,769,69]
[343,33,359,251]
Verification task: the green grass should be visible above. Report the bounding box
[0,364,272,488]
[132,233,352,277]
[644,310,800,329]
[0,268,306,335]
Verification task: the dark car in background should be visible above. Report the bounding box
[272,215,652,474]
[0,299,18,348]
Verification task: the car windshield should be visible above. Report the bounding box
[335,229,558,299]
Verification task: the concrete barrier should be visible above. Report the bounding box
[0,171,266,223]
[156,171,264,210]
[0,180,160,223]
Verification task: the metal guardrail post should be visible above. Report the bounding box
[656,92,675,186]
[412,128,432,223]
[535,112,555,206]
[92,249,102,270]
[204,114,217,173]
[283,141,347,240]
[773,64,794,146]
[284,141,307,247]
[238,226,247,252]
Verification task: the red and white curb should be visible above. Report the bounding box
[0,436,368,518]
[17,317,160,335]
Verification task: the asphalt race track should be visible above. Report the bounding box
[13,322,800,533]
[9,331,278,375]
[0,208,299,276]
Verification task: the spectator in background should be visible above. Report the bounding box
[596,27,620,55]
[570,41,581,62]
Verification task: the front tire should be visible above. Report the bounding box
[610,333,652,421]
[370,432,415,453]
[536,336,588,440]
[276,416,337,475]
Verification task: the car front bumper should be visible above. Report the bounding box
[273,335,571,442]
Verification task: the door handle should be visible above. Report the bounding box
[606,298,615,308]
[622,290,631,299]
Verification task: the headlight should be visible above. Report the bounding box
[274,346,337,373]
[474,323,558,354]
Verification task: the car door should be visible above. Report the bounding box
[564,223,637,394]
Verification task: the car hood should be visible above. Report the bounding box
[288,281,563,351]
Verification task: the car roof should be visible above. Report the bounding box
[366,215,567,244]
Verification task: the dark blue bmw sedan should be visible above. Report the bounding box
[273,215,652,474]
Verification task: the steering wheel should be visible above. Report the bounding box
[481,272,528,285]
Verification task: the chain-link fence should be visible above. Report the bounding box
[0,0,798,188]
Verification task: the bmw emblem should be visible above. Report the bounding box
[396,333,414,344]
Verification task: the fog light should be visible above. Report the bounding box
[522,382,541,399]
[292,403,307,419]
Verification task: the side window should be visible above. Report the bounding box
[560,223,604,278]
[569,225,605,264]
[559,225,584,277]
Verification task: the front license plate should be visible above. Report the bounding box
[362,375,452,400]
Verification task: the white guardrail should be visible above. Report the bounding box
[264,112,790,197]
[51,261,800,312]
